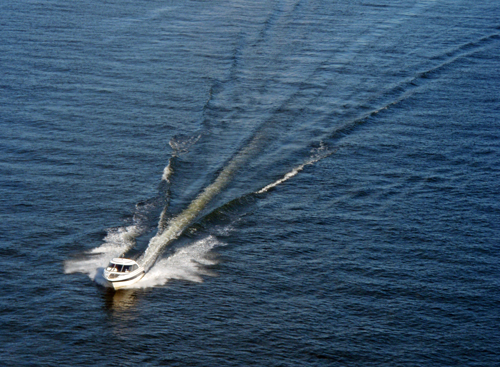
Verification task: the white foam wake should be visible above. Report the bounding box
[162,158,173,182]
[65,234,225,288]
[138,141,259,271]
[257,144,334,194]
[138,157,239,270]
[132,235,224,289]
[66,134,333,288]
[64,224,142,280]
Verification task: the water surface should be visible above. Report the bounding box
[1,0,499,365]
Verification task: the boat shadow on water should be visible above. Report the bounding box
[94,268,141,312]
[100,287,142,313]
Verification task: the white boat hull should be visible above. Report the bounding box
[107,271,145,290]
[103,258,146,290]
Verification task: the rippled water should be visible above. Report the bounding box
[1,0,499,365]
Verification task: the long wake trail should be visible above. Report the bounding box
[136,0,446,273]
[63,127,333,287]
[138,131,334,272]
[138,141,256,271]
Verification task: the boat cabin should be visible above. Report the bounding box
[103,258,145,288]
[105,258,141,274]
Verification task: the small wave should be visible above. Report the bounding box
[257,143,334,194]
[162,158,174,182]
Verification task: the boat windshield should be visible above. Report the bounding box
[106,263,139,273]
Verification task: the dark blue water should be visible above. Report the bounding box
[1,0,499,365]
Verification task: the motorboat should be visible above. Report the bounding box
[103,258,145,289]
